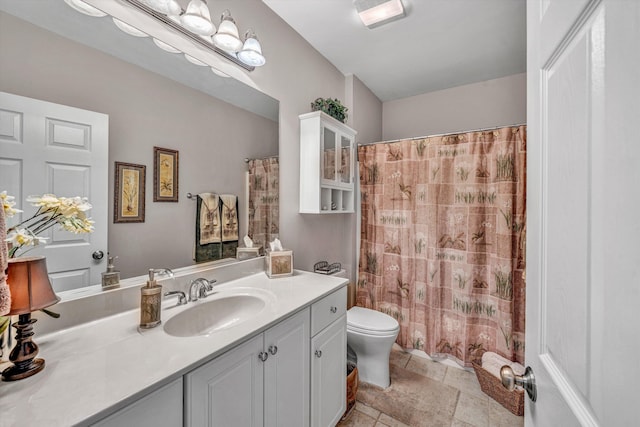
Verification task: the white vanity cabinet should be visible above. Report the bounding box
[310,287,347,427]
[91,378,183,427]
[299,111,357,214]
[185,308,310,427]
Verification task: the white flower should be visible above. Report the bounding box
[6,228,48,247]
[1,190,22,217]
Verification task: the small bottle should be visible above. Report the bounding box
[140,269,162,329]
[101,255,120,289]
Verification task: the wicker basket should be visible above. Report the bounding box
[472,362,524,416]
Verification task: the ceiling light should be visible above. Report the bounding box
[141,0,181,16]
[354,0,406,29]
[63,0,107,17]
[212,10,243,53]
[180,0,215,36]
[113,18,148,37]
[237,30,265,67]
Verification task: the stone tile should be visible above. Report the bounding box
[405,355,448,382]
[443,366,486,400]
[377,413,411,427]
[451,419,475,427]
[389,345,411,368]
[487,397,524,427]
[355,401,380,420]
[337,407,378,427]
[357,364,458,427]
[453,392,489,427]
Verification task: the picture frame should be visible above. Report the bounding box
[114,162,146,223]
[153,146,179,202]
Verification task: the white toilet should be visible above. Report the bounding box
[346,306,400,389]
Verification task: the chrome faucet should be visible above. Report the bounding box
[188,278,217,302]
[164,290,187,305]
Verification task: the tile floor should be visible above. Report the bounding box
[337,345,524,427]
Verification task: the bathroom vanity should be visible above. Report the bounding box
[0,260,347,427]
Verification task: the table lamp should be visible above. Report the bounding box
[2,256,60,381]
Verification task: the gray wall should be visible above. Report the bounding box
[0,12,278,278]
[382,73,526,141]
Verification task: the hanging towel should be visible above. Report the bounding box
[198,193,221,245]
[0,204,11,315]
[220,194,238,242]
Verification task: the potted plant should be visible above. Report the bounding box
[310,98,349,123]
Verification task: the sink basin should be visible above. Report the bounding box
[164,294,266,337]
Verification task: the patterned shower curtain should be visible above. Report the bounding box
[357,126,526,366]
[247,157,279,249]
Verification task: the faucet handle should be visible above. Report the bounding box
[164,290,187,305]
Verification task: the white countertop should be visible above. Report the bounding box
[0,270,347,426]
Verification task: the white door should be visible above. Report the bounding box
[0,92,108,291]
[526,1,639,425]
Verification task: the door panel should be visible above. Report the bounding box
[0,92,108,290]
[528,0,640,425]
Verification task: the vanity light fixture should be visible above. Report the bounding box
[237,30,266,67]
[63,0,266,71]
[354,0,406,29]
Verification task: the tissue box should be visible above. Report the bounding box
[236,246,262,260]
[265,249,293,278]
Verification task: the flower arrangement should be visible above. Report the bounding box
[1,191,94,258]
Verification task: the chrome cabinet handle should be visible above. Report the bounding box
[500,365,537,402]
[92,250,104,260]
[268,345,278,355]
[330,306,337,313]
[258,351,269,362]
[315,350,322,358]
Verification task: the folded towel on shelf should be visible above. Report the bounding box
[481,351,525,380]
[220,194,238,242]
[198,193,221,245]
[0,205,11,315]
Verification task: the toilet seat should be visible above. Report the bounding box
[347,307,399,334]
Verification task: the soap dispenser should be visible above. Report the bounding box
[140,269,163,329]
[101,255,120,289]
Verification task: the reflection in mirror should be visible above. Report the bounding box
[0,1,279,299]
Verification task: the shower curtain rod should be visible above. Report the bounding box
[357,122,526,146]
[244,155,279,163]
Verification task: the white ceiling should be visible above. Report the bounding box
[262,0,526,102]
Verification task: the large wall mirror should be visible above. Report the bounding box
[0,1,279,299]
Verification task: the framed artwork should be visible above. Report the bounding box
[153,147,179,202]
[114,162,146,223]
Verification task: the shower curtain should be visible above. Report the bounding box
[247,157,279,249]
[357,126,526,366]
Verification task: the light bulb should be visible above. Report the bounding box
[180,0,215,36]
[212,10,242,52]
[237,30,265,67]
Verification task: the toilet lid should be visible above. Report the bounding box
[347,306,399,332]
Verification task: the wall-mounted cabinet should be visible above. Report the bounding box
[299,111,357,214]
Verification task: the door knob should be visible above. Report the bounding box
[92,250,104,260]
[500,365,537,402]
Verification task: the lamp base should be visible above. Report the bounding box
[1,358,45,381]
[0,313,46,382]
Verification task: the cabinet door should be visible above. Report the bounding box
[264,308,310,427]
[91,378,182,427]
[321,124,338,185]
[310,315,347,427]
[185,334,264,427]
[338,133,354,186]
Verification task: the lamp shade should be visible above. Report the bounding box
[180,0,215,36]
[6,257,60,315]
[237,30,266,67]
[212,10,243,52]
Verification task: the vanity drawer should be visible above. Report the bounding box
[311,286,347,336]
